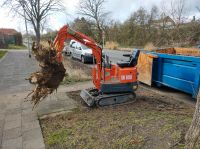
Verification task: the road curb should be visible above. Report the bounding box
[0,51,8,63]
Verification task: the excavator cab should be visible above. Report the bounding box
[117,50,140,68]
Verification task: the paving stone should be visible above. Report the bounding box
[0,113,5,121]
[22,113,37,123]
[6,108,21,115]
[3,127,22,140]
[5,113,21,122]
[0,102,7,112]
[2,136,22,149]
[0,128,3,148]
[22,108,34,116]
[0,51,45,149]
[23,138,45,149]
[22,120,40,133]
[0,110,5,115]
[22,128,43,142]
[0,120,4,129]
[6,103,21,111]
[22,102,33,110]
[8,99,22,105]
[4,119,21,130]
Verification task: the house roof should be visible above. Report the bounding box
[0,28,18,35]
[152,16,175,25]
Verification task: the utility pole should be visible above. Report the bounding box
[102,30,105,49]
[22,0,31,58]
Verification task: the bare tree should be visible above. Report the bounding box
[161,0,186,27]
[149,6,159,22]
[197,7,200,13]
[170,0,185,26]
[2,0,65,43]
[77,0,110,43]
[160,0,186,44]
[41,18,49,34]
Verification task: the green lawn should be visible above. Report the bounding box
[0,51,7,59]
[7,44,27,49]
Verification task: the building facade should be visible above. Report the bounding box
[0,28,22,48]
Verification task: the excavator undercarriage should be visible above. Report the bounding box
[81,87,137,107]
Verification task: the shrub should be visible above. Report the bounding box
[105,41,119,50]
[144,42,156,51]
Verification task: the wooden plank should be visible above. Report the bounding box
[153,47,200,57]
[175,47,200,57]
[137,52,156,86]
[153,48,175,54]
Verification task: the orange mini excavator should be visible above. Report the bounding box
[53,25,140,107]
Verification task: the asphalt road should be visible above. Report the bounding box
[0,50,37,94]
[103,49,132,63]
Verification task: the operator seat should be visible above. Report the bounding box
[117,49,140,68]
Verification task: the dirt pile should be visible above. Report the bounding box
[26,42,66,107]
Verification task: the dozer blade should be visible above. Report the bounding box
[80,89,95,107]
[96,92,136,107]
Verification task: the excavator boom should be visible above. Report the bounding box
[53,25,102,90]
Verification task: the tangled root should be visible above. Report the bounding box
[26,42,66,107]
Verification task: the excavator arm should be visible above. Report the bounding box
[53,25,103,89]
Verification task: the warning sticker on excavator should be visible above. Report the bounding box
[126,75,132,80]
[121,75,132,80]
[121,75,125,80]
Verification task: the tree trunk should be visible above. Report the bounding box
[96,19,103,44]
[36,29,40,43]
[185,89,200,149]
[36,21,41,43]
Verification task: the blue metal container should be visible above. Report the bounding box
[151,52,200,98]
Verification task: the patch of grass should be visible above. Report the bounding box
[41,108,193,149]
[61,72,90,85]
[47,129,72,145]
[171,131,181,140]
[0,51,7,59]
[105,41,119,50]
[62,59,91,85]
[41,88,195,149]
[7,44,27,49]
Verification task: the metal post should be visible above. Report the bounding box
[22,0,31,58]
[102,30,105,49]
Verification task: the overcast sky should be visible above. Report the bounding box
[0,0,199,33]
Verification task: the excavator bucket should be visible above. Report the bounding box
[80,89,95,107]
